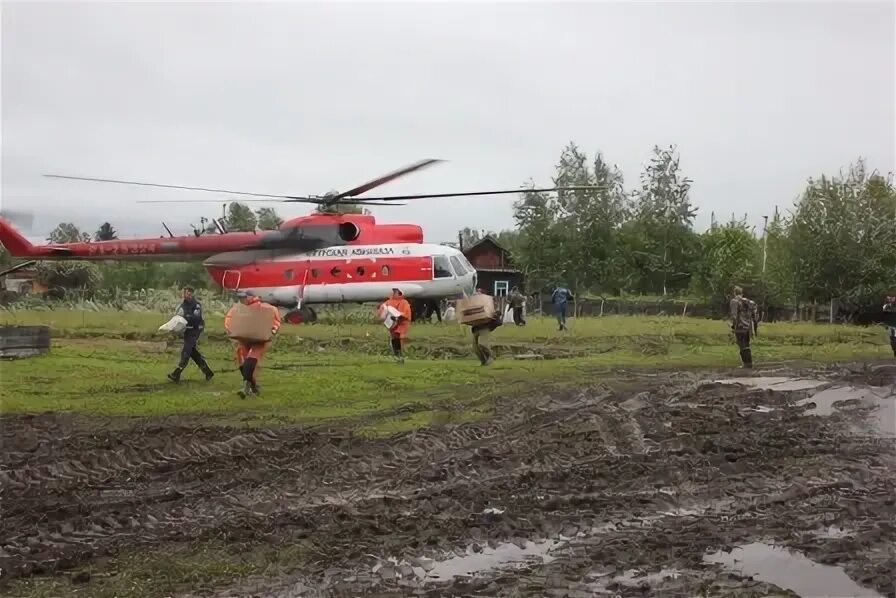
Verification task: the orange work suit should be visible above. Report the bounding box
[381,297,412,340]
[224,297,282,383]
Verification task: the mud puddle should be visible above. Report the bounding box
[3,363,895,598]
[797,385,895,437]
[714,376,830,391]
[704,542,884,598]
[717,375,895,438]
[423,539,560,582]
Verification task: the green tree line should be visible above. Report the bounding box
[464,143,896,311]
[3,145,894,312]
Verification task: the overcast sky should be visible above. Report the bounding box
[2,1,894,242]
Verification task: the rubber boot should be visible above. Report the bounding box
[167,367,183,383]
[740,348,753,369]
[200,363,215,382]
[237,380,252,399]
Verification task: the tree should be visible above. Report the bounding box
[552,143,628,295]
[512,186,565,291]
[35,261,101,294]
[48,223,90,244]
[458,227,486,249]
[256,207,284,230]
[94,222,118,241]
[786,159,896,306]
[225,203,258,232]
[690,221,760,306]
[626,145,698,295]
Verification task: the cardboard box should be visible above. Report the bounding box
[457,294,497,326]
[227,304,276,343]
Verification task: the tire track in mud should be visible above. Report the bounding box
[2,365,895,597]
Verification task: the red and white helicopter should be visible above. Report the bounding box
[0,159,590,323]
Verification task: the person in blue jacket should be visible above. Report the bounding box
[551,284,573,331]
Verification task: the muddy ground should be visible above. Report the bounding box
[2,363,895,597]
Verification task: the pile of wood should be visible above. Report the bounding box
[0,325,51,359]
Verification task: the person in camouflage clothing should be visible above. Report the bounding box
[884,294,896,358]
[730,285,759,368]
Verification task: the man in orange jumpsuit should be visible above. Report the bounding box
[381,288,412,363]
[224,291,281,397]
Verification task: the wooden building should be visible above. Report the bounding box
[1,267,46,295]
[462,236,524,297]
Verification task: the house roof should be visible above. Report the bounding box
[464,235,511,255]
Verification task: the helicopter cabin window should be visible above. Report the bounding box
[449,256,467,276]
[310,268,320,278]
[433,256,454,279]
[330,266,342,278]
[381,265,391,276]
[356,266,366,277]
[284,269,295,281]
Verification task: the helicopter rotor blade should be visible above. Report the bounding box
[44,174,309,201]
[323,186,605,203]
[132,198,406,206]
[328,159,444,202]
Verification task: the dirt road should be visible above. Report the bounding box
[2,363,894,597]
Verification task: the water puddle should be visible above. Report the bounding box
[704,542,884,597]
[797,385,896,437]
[714,377,829,392]
[612,567,682,586]
[813,525,854,539]
[424,539,559,582]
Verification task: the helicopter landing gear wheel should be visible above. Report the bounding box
[284,306,317,325]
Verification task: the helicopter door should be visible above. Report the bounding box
[222,270,241,291]
[296,262,311,308]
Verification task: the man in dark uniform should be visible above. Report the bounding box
[730,285,759,368]
[471,288,503,365]
[168,287,215,383]
[883,294,896,358]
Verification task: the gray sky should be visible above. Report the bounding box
[2,1,894,242]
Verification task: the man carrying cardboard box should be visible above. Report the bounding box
[225,291,281,397]
[462,289,502,365]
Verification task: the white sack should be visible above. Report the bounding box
[158,315,187,332]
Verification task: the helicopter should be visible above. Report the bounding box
[0,159,594,323]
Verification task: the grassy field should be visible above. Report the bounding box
[1,310,891,431]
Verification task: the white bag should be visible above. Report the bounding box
[158,315,187,332]
[444,306,456,321]
[381,305,402,329]
[502,306,515,324]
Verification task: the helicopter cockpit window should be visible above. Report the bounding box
[284,269,295,281]
[449,256,467,276]
[433,256,454,279]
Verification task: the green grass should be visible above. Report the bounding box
[4,540,307,598]
[1,310,891,430]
